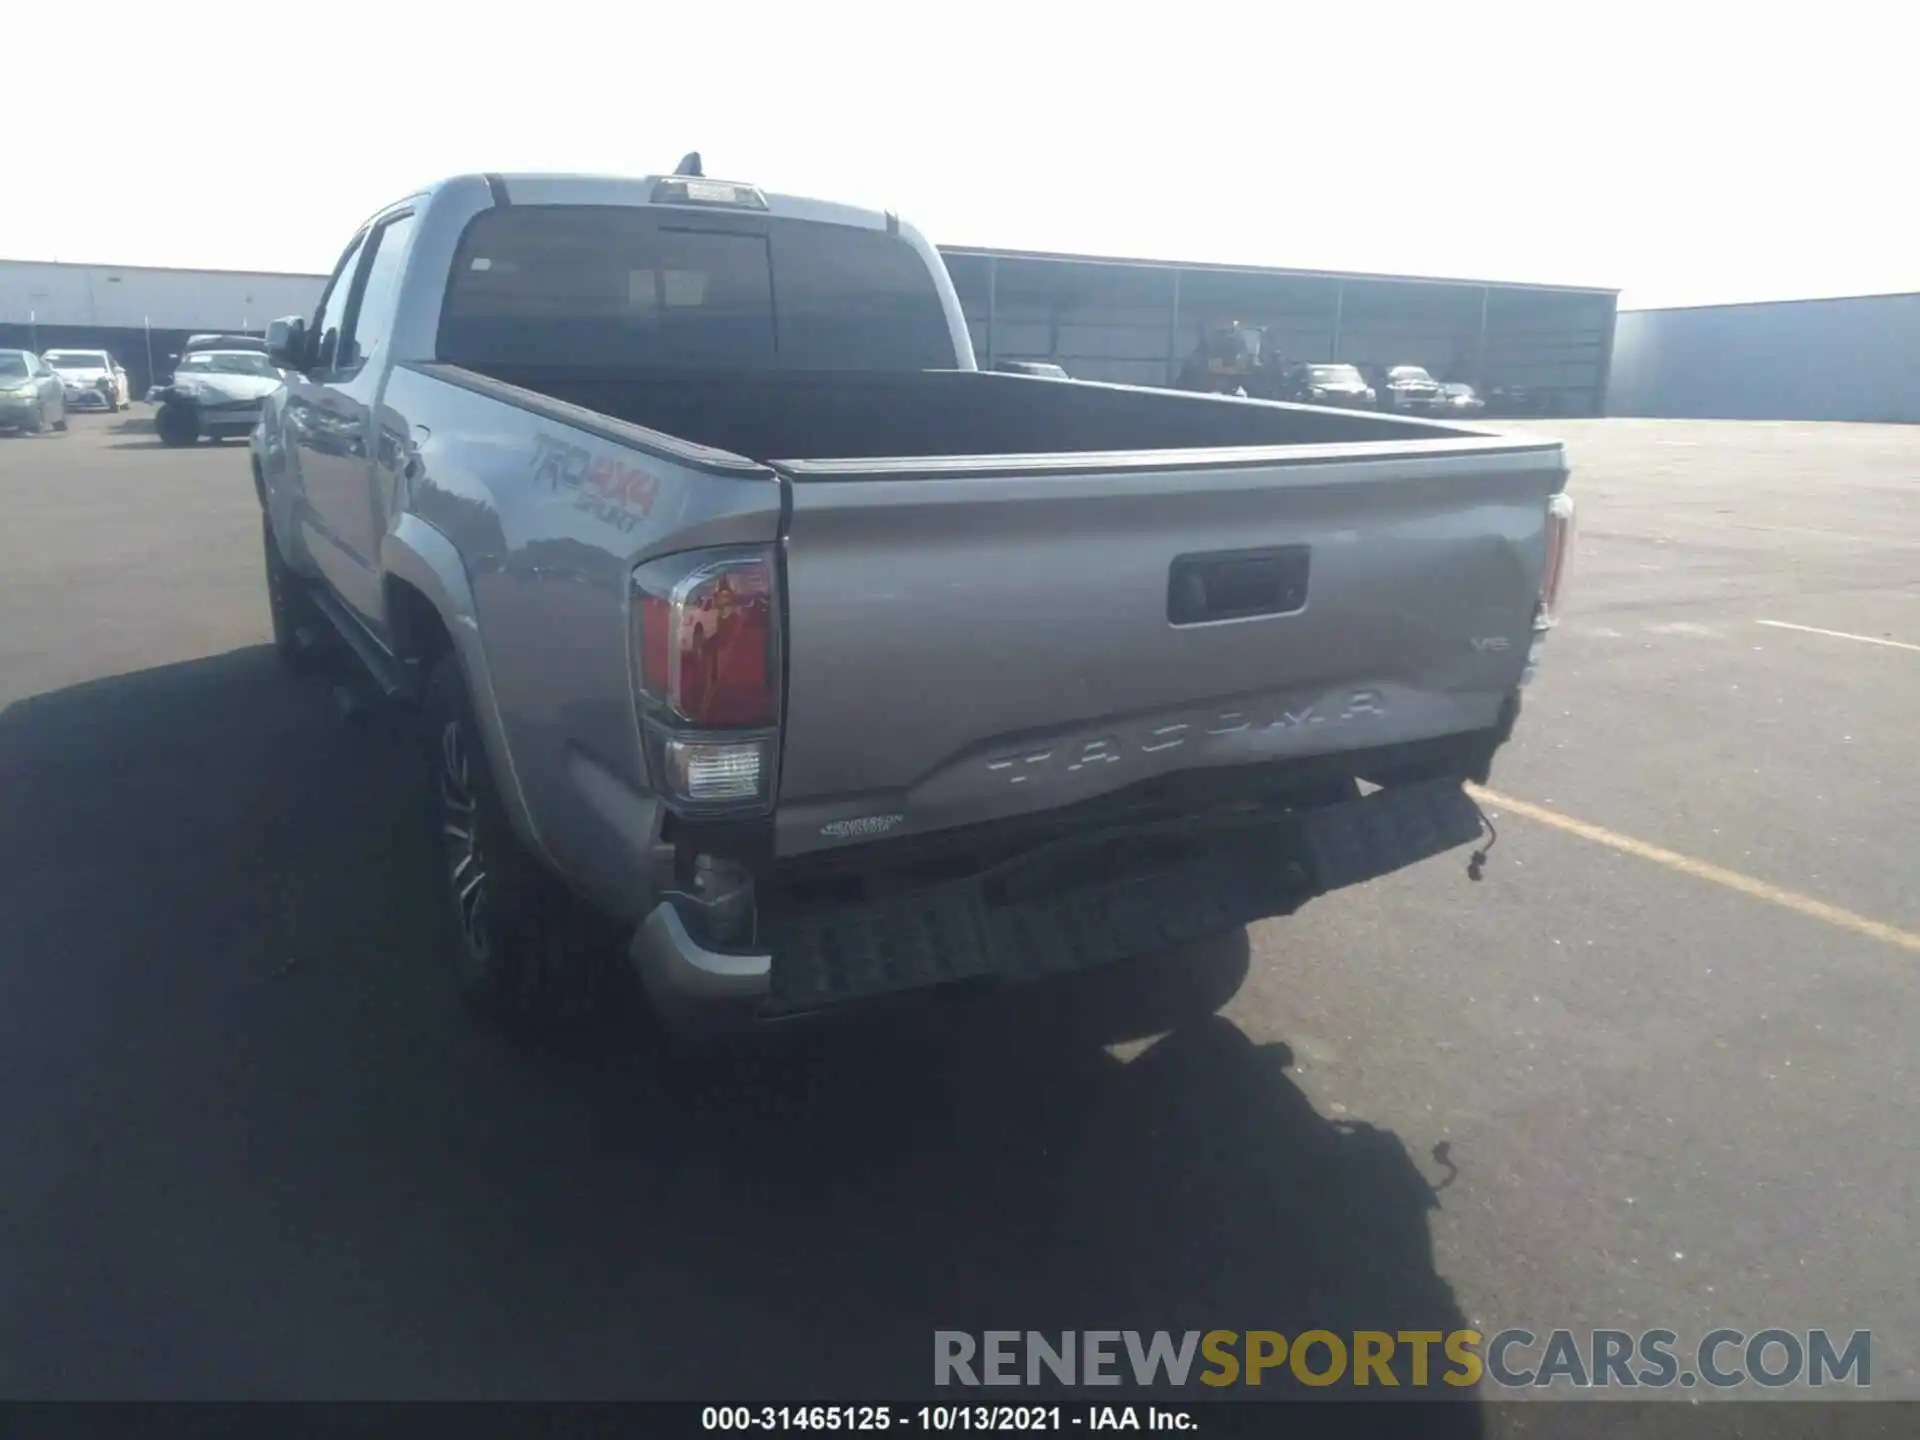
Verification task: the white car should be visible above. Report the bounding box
[42,349,131,412]
[155,349,286,445]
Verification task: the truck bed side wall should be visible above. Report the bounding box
[379,365,785,920]
[463,365,1475,464]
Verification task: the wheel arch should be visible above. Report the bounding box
[381,514,552,868]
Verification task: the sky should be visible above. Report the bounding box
[8,1,1914,309]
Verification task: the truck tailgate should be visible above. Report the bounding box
[773,439,1565,859]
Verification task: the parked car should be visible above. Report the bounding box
[1278,362,1377,409]
[1359,363,1446,414]
[252,168,1573,1041]
[155,349,284,445]
[1440,382,1485,415]
[0,350,69,434]
[992,360,1071,379]
[42,349,131,412]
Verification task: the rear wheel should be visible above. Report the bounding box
[423,654,613,1035]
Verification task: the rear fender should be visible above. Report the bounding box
[381,512,551,866]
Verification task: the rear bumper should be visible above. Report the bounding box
[629,903,773,1021]
[628,773,1487,1026]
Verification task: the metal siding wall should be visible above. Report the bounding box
[1608,295,1920,423]
[1484,291,1614,417]
[943,248,1612,410]
[0,262,325,332]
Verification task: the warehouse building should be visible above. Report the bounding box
[1608,292,1920,424]
[943,248,1618,416]
[0,260,324,399]
[3,250,1619,415]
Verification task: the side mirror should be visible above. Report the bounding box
[266,315,307,371]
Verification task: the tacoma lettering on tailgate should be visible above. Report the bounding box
[983,690,1388,787]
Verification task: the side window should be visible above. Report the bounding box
[339,212,417,370]
[312,232,369,374]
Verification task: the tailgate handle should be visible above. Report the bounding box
[1168,546,1310,625]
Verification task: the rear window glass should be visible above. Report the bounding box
[439,205,958,372]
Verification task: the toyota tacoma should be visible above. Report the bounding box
[251,162,1575,1035]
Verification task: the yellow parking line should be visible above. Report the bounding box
[1467,786,1920,956]
[1756,619,1920,653]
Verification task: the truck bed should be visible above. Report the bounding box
[436,361,1563,861]
[460,363,1472,463]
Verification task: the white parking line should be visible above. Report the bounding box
[1755,619,1920,653]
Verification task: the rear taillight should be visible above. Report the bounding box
[1538,491,1576,626]
[632,547,781,814]
[1522,491,1576,686]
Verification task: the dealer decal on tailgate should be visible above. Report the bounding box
[531,433,660,533]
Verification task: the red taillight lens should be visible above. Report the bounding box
[633,548,779,728]
[639,591,673,699]
[1538,491,1576,625]
[678,563,775,727]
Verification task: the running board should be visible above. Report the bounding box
[305,583,413,700]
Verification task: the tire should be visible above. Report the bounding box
[156,403,197,446]
[261,513,324,674]
[422,654,612,1034]
[22,404,44,435]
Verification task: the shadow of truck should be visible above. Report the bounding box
[0,646,1477,1428]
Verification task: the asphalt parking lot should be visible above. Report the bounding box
[1,411,1915,1420]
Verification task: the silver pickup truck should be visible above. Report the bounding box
[251,166,1574,1036]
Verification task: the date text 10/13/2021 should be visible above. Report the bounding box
[703,1407,1189,1432]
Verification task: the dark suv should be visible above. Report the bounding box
[1279,362,1377,409]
